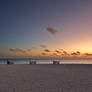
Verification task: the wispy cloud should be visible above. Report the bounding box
[32,47,36,49]
[40,45,47,48]
[44,49,50,52]
[27,49,31,52]
[41,52,46,55]
[9,48,26,53]
[9,47,37,53]
[53,53,58,56]
[47,27,58,35]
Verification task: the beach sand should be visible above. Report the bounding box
[0,64,92,92]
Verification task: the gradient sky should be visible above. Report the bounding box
[1,0,92,58]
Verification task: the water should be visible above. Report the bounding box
[0,59,92,64]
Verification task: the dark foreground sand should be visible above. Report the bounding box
[0,64,92,92]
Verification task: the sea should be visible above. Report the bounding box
[0,59,92,64]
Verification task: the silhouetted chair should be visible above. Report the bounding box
[53,61,60,64]
[30,60,36,64]
[7,60,14,64]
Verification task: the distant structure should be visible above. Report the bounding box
[53,60,60,64]
[7,60,14,64]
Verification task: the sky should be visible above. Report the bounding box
[0,0,92,58]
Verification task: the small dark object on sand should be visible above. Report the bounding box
[30,60,36,64]
[7,60,14,64]
[53,61,60,64]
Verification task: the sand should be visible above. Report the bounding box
[0,64,92,92]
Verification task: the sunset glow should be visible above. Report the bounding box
[0,0,92,59]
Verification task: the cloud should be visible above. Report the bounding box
[60,49,64,51]
[47,27,58,35]
[40,45,47,48]
[71,51,80,55]
[63,51,67,55]
[76,51,80,55]
[44,49,50,52]
[27,49,31,52]
[9,48,26,53]
[55,50,61,53]
[71,52,78,55]
[53,53,58,56]
[84,53,92,56]
[60,49,68,55]
[41,53,46,55]
[32,47,36,49]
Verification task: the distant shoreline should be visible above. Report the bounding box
[1,58,92,60]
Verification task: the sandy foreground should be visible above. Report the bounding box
[0,64,92,92]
